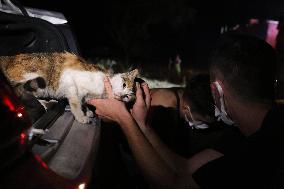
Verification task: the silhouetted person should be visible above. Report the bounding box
[88,34,283,189]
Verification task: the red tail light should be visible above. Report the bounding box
[0,73,31,145]
[3,96,16,111]
[34,154,49,170]
[20,132,27,145]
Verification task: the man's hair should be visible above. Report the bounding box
[184,74,215,118]
[209,33,276,104]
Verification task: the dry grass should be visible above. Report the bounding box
[97,58,209,88]
[137,62,209,88]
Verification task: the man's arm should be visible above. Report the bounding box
[127,82,189,174]
[132,81,223,175]
[88,78,223,188]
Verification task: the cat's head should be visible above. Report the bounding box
[109,69,139,102]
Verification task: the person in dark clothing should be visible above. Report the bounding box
[149,74,227,158]
[192,33,283,188]
[88,33,282,189]
[193,104,284,188]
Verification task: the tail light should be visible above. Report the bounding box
[0,72,31,170]
[0,72,31,139]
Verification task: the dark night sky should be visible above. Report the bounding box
[19,0,284,67]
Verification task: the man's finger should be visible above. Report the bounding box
[135,82,143,103]
[141,82,151,108]
[104,76,114,98]
[87,98,102,106]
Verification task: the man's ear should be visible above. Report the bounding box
[211,81,223,109]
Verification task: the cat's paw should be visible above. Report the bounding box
[86,110,94,118]
[75,115,91,124]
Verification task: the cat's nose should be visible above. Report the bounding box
[122,94,135,102]
[121,94,129,100]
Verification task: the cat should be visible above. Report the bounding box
[0,52,139,123]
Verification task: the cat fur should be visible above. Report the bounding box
[0,52,138,123]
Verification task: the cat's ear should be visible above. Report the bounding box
[128,69,139,78]
[105,73,113,78]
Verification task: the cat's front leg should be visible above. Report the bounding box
[67,91,90,124]
[84,94,100,118]
[68,96,90,123]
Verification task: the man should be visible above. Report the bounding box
[193,33,284,188]
[88,33,284,188]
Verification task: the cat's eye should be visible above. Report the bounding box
[123,83,126,88]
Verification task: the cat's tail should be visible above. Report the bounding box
[24,77,46,92]
[13,77,46,97]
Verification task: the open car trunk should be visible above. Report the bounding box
[30,100,101,183]
[0,1,101,186]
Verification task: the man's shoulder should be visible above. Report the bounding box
[193,105,284,188]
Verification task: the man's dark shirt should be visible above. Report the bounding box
[193,105,284,188]
[148,105,227,158]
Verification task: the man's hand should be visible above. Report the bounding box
[87,77,129,123]
[131,81,151,127]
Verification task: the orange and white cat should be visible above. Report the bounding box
[0,52,138,123]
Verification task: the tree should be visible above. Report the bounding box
[102,0,195,68]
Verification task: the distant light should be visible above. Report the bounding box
[17,112,23,117]
[232,24,240,31]
[267,20,279,25]
[78,183,86,189]
[266,20,279,48]
[249,18,259,25]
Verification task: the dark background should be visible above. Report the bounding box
[20,0,284,69]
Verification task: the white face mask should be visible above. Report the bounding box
[213,82,235,125]
[184,106,209,129]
